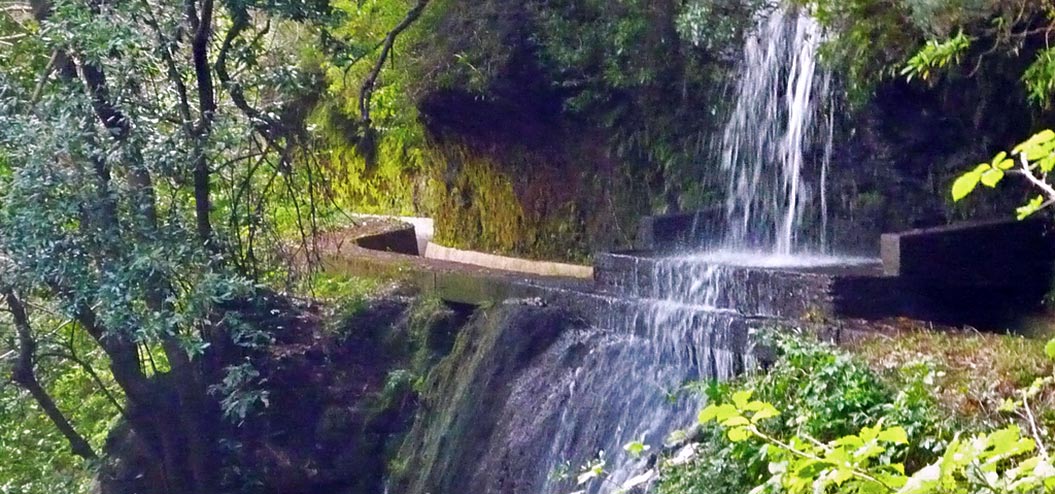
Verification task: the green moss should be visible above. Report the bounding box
[423,145,637,263]
[390,305,569,494]
[305,0,739,263]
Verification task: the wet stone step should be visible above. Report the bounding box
[593,252,887,321]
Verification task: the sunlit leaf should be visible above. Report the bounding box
[951,171,981,201]
[727,427,751,443]
[878,427,908,445]
[622,440,650,458]
[980,168,1004,187]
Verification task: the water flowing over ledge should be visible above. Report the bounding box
[392,5,902,493]
[719,5,834,255]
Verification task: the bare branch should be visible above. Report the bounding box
[359,0,429,127]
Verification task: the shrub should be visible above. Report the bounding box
[657,330,949,494]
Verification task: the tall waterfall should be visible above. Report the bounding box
[545,5,840,491]
[719,6,834,255]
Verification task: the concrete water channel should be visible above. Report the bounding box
[323,214,1055,330]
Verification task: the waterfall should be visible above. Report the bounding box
[532,6,842,491]
[524,6,841,492]
[719,5,834,255]
[530,259,759,494]
[397,5,857,494]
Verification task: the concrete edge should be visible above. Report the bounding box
[424,242,594,280]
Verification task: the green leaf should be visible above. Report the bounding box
[732,390,754,410]
[951,171,982,201]
[727,427,751,443]
[999,397,1019,412]
[1017,195,1047,219]
[991,151,1008,167]
[878,427,909,445]
[1013,130,1055,158]
[751,403,781,423]
[1043,155,1055,173]
[699,404,738,424]
[622,440,650,458]
[1045,339,1055,360]
[980,168,1004,187]
[722,416,751,427]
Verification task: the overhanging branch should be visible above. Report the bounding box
[359,0,429,127]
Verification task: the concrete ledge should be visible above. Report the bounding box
[637,208,723,251]
[424,242,593,280]
[881,218,1055,286]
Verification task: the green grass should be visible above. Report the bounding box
[845,325,1053,427]
[299,271,385,301]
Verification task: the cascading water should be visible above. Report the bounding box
[521,5,841,492]
[398,4,860,494]
[719,6,834,255]
[532,5,843,491]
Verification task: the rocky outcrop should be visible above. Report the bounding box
[390,302,579,494]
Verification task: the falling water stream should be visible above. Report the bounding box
[497,3,852,489]
[512,5,850,492]
[720,6,833,255]
[409,4,864,493]
[538,5,844,491]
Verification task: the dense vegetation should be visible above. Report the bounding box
[4,0,1055,493]
[658,331,1055,494]
[0,0,338,492]
[312,0,764,260]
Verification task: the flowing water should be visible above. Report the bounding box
[407,5,858,493]
[531,5,844,491]
[719,6,833,254]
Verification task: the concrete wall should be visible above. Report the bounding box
[424,242,593,279]
[636,208,723,251]
[881,218,1055,287]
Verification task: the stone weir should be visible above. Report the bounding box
[594,251,893,321]
[325,215,1055,329]
[331,217,1055,494]
[390,263,834,494]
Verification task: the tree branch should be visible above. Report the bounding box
[191,0,216,246]
[359,0,429,127]
[3,289,98,461]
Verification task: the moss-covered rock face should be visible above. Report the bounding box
[390,303,578,494]
[312,0,751,262]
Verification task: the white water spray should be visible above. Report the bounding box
[719,5,834,255]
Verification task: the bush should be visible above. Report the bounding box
[657,330,949,494]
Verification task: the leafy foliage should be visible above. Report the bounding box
[901,32,972,82]
[0,0,337,490]
[656,331,948,494]
[950,130,1055,219]
[0,348,118,494]
[654,329,1055,494]
[792,0,925,102]
[696,339,1055,494]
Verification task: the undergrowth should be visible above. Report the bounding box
[656,330,952,494]
[655,326,1055,494]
